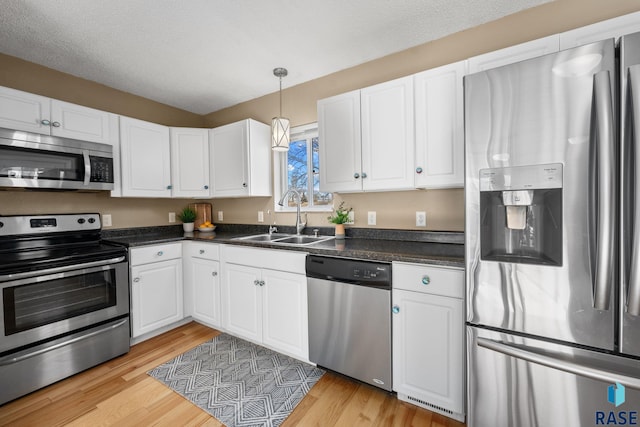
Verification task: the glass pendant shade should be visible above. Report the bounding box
[271,116,290,151]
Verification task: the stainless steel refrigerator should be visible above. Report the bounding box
[465,33,640,427]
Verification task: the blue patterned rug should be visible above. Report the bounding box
[148,333,324,427]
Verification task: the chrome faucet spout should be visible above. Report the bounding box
[278,189,306,235]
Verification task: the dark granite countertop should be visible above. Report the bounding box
[103,224,464,268]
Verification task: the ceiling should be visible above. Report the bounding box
[0,0,551,115]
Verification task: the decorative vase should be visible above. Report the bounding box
[334,223,345,239]
[183,222,194,232]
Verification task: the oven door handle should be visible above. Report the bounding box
[0,318,128,366]
[0,256,126,282]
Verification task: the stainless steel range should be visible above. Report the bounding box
[0,213,130,405]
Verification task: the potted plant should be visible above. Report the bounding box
[178,206,197,232]
[327,201,352,239]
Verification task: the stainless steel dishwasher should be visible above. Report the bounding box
[306,254,392,391]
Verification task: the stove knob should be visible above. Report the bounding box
[88,218,96,224]
[0,221,3,228]
[77,218,86,224]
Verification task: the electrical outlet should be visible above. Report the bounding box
[102,214,112,227]
[367,211,377,225]
[217,211,224,221]
[258,211,264,222]
[346,211,355,225]
[416,211,427,227]
[168,212,176,223]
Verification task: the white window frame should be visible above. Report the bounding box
[273,123,333,212]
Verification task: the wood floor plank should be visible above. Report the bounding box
[0,321,466,427]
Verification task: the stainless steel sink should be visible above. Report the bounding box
[234,233,334,246]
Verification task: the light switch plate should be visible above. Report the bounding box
[367,211,377,225]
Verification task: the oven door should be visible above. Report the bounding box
[0,257,128,354]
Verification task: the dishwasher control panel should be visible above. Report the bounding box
[306,255,391,288]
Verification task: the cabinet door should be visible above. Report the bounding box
[414,61,465,189]
[560,11,640,49]
[0,86,51,134]
[361,76,415,191]
[170,127,210,197]
[392,289,464,415]
[189,258,221,327]
[210,121,248,197]
[120,116,172,197]
[50,100,115,144]
[318,90,362,192]
[222,262,262,342]
[131,259,183,338]
[261,269,308,360]
[467,35,559,73]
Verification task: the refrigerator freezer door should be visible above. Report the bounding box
[467,327,640,427]
[465,39,617,349]
[621,32,640,357]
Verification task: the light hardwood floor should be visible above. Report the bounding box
[0,322,467,426]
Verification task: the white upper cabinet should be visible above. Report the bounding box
[209,119,271,198]
[120,116,172,198]
[318,76,415,193]
[361,76,415,191]
[467,35,560,74]
[0,86,116,144]
[170,127,210,198]
[414,61,466,189]
[318,89,362,192]
[560,11,640,49]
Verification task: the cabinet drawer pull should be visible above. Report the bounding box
[133,277,140,283]
[362,172,367,178]
[199,249,205,254]
[204,185,209,190]
[392,305,400,314]
[212,271,218,277]
[254,279,260,286]
[242,182,247,188]
[40,119,51,126]
[52,121,61,128]
[416,167,423,174]
[259,280,265,287]
[157,251,164,256]
[421,275,431,285]
[354,172,360,179]
[166,185,172,190]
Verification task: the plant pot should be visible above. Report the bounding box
[183,222,194,232]
[334,223,345,239]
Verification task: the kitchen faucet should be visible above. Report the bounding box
[278,188,306,235]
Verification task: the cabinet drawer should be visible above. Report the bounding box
[130,242,182,266]
[392,262,463,298]
[184,242,219,260]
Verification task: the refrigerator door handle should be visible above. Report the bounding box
[627,64,640,317]
[590,70,616,311]
[477,337,640,390]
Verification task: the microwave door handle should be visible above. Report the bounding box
[591,70,616,311]
[627,65,640,316]
[477,337,640,391]
[83,150,91,186]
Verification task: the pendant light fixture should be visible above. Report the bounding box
[271,67,290,151]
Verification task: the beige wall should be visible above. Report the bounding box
[1,0,639,231]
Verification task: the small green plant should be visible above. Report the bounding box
[327,201,352,224]
[178,206,197,223]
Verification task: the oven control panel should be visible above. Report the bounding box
[0,213,102,236]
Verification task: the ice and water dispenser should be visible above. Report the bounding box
[479,163,563,266]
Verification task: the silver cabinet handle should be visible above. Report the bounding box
[421,275,430,285]
[157,251,164,256]
[199,249,205,254]
[242,183,247,188]
[416,167,423,174]
[51,121,61,127]
[254,279,260,286]
[260,280,265,286]
[627,64,640,316]
[591,70,616,311]
[392,305,400,314]
[477,337,640,391]
[212,271,218,277]
[40,119,51,126]
[166,185,172,190]
[362,172,367,178]
[204,185,209,189]
[354,172,360,179]
[133,277,140,283]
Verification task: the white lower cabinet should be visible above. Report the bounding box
[130,243,183,339]
[183,242,221,327]
[221,245,308,361]
[392,262,465,422]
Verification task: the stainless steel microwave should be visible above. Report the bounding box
[0,127,114,191]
